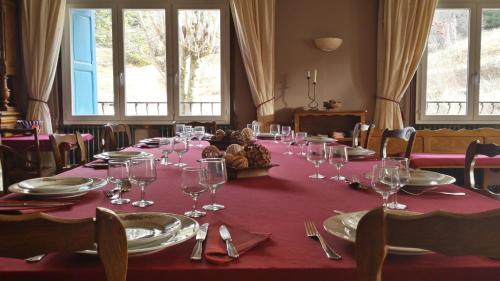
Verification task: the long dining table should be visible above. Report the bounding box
[2,140,500,281]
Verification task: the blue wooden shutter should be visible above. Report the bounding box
[71,9,98,115]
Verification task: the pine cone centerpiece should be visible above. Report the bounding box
[202,145,223,158]
[230,130,245,144]
[215,129,226,141]
[243,144,271,167]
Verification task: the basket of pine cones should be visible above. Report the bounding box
[201,143,278,179]
[208,128,255,150]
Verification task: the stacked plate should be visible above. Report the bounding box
[306,136,337,143]
[366,169,456,188]
[79,212,199,256]
[94,151,153,160]
[323,210,430,255]
[9,176,106,198]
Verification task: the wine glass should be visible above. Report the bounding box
[270,124,281,143]
[328,146,348,181]
[371,164,400,209]
[158,138,174,166]
[129,156,157,207]
[181,167,208,217]
[252,122,261,139]
[201,158,227,211]
[282,130,295,155]
[383,157,410,210]
[281,126,291,139]
[295,132,308,156]
[107,160,131,205]
[184,126,194,147]
[173,136,189,167]
[175,124,185,136]
[307,142,327,179]
[194,126,206,148]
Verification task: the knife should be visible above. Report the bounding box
[219,225,239,258]
[0,201,74,208]
[190,223,209,261]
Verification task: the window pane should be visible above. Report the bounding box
[124,9,167,116]
[71,9,114,116]
[479,9,500,116]
[178,9,221,116]
[425,9,470,116]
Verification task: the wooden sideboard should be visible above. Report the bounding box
[293,110,366,143]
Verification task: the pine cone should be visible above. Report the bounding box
[226,144,243,155]
[202,145,223,158]
[241,128,254,143]
[230,130,245,144]
[215,129,225,141]
[231,155,249,169]
[243,144,271,167]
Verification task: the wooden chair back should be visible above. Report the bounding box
[352,123,375,149]
[0,207,128,281]
[356,207,500,281]
[103,124,132,151]
[379,127,416,159]
[50,132,88,174]
[465,140,500,192]
[186,121,217,134]
[0,128,41,191]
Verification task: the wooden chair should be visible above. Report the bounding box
[50,132,88,174]
[0,128,44,192]
[352,123,375,149]
[103,123,132,151]
[185,121,217,134]
[356,207,500,281]
[0,207,127,281]
[465,140,500,194]
[379,127,417,159]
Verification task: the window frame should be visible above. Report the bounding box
[416,0,500,124]
[62,0,230,125]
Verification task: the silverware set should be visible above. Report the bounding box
[304,220,342,260]
[401,188,466,196]
[190,223,239,261]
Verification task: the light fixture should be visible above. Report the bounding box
[314,37,343,52]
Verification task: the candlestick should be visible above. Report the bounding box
[313,69,317,83]
[307,71,310,79]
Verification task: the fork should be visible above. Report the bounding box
[401,188,466,196]
[304,221,342,260]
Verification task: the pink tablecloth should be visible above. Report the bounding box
[2,140,500,281]
[1,133,94,151]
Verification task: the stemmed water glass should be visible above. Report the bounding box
[159,138,174,166]
[270,124,281,143]
[175,124,185,136]
[201,158,227,211]
[307,142,327,179]
[328,146,348,181]
[184,126,194,147]
[107,160,131,205]
[295,132,308,156]
[282,130,295,155]
[371,164,400,209]
[252,122,261,139]
[181,167,208,217]
[129,156,157,207]
[194,126,206,148]
[383,157,410,210]
[173,136,189,167]
[281,126,291,139]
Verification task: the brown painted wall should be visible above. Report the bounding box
[274,0,378,125]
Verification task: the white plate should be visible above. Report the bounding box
[119,213,181,247]
[95,151,153,160]
[18,177,94,193]
[407,169,456,187]
[306,136,336,143]
[8,177,107,198]
[346,147,376,157]
[78,213,199,256]
[323,211,430,255]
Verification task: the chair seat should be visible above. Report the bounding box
[410,153,500,169]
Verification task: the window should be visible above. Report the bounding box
[417,0,500,123]
[62,0,229,124]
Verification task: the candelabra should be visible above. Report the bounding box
[306,76,319,111]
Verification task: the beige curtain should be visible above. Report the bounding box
[374,0,438,129]
[21,0,66,134]
[230,0,275,122]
